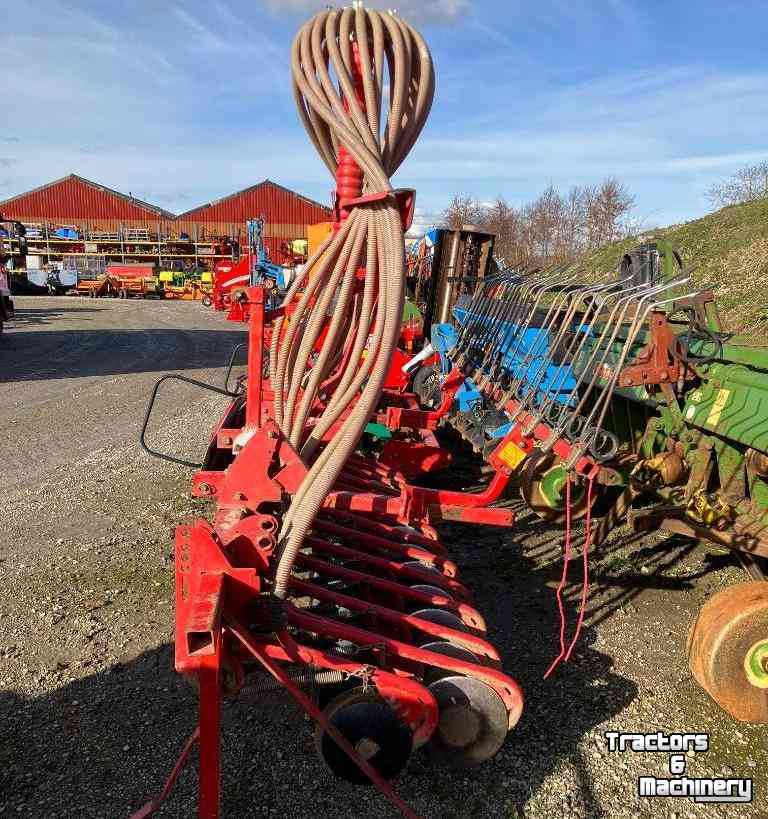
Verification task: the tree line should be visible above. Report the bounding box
[438,157,768,266]
[441,178,635,264]
[707,160,768,208]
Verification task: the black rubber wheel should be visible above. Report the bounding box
[315,686,413,784]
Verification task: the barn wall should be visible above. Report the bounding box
[0,177,332,262]
[0,176,170,231]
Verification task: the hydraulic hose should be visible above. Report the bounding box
[271,5,434,600]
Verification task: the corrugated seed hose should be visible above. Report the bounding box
[270,4,434,599]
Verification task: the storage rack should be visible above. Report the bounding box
[1,220,244,273]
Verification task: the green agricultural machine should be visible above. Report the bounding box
[420,238,768,721]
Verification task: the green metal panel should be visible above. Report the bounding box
[682,363,768,453]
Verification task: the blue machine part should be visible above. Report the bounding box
[248,218,290,291]
[426,305,583,450]
[456,380,483,412]
[450,303,577,407]
[430,322,458,375]
[54,227,80,240]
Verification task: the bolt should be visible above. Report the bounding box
[198,483,212,495]
[235,491,247,501]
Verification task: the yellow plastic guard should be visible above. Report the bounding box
[497,440,527,470]
[307,222,333,257]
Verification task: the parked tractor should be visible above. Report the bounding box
[207,218,290,313]
[159,266,212,300]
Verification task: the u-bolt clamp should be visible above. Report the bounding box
[539,413,573,454]
[520,409,543,438]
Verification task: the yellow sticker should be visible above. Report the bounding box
[498,440,528,470]
[707,388,730,427]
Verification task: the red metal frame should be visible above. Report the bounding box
[135,32,525,814]
[618,310,697,388]
[134,277,525,817]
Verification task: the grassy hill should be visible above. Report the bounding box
[582,197,768,337]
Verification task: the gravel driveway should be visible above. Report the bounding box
[1,296,764,818]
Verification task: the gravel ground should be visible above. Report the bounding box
[0,296,765,818]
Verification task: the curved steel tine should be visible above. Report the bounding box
[489,266,586,389]
[454,262,530,357]
[451,266,522,358]
[479,267,583,387]
[462,277,524,368]
[525,289,611,424]
[574,276,692,446]
[536,276,646,422]
[506,277,590,404]
[540,277,675,450]
[509,272,620,420]
[457,262,565,368]
[583,285,703,440]
[521,272,641,405]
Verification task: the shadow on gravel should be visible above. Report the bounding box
[0,431,729,818]
[1,613,630,819]
[10,305,102,327]
[0,644,199,818]
[394,429,639,814]
[428,514,639,818]
[0,643,386,819]
[0,328,247,383]
[0,530,728,819]
[431,500,730,818]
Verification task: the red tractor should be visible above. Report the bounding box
[205,219,290,313]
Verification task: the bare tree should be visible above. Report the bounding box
[481,198,522,263]
[440,178,635,265]
[528,185,562,259]
[441,195,483,230]
[556,186,588,260]
[586,179,634,247]
[707,160,768,208]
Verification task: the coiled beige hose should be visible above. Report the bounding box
[270,4,434,599]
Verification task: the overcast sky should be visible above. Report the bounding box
[2,0,767,234]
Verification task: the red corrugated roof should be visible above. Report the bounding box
[177,178,331,222]
[0,175,331,229]
[0,174,175,219]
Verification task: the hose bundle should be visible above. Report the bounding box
[270,4,434,599]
